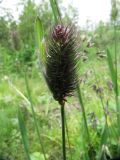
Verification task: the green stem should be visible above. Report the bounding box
[114,22,117,90]
[77,84,90,143]
[65,111,72,160]
[114,22,119,118]
[18,108,31,160]
[54,0,62,23]
[24,72,47,160]
[61,103,66,160]
[114,21,120,153]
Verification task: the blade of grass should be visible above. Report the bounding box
[35,17,56,93]
[35,17,46,66]
[77,84,90,142]
[107,49,120,130]
[113,21,120,153]
[8,79,31,106]
[18,107,31,160]
[49,0,62,23]
[97,123,108,160]
[24,71,47,160]
[76,84,91,159]
[106,49,116,92]
[114,22,118,97]
[107,26,120,153]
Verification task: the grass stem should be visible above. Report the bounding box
[65,111,72,160]
[114,22,120,123]
[114,21,120,153]
[18,107,31,160]
[61,103,66,160]
[24,71,47,160]
[77,84,90,143]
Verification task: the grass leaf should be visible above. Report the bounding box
[24,72,47,160]
[18,108,31,160]
[35,17,46,64]
[106,49,116,92]
[77,85,91,159]
[49,0,61,23]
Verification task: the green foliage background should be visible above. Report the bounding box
[0,0,120,159]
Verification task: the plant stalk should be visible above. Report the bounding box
[61,103,66,160]
[65,111,72,160]
[114,21,120,153]
[24,72,47,160]
[114,22,120,121]
[77,84,90,143]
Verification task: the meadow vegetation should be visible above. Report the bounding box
[0,0,120,159]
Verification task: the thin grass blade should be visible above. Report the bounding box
[106,49,116,92]
[76,84,91,159]
[35,17,46,65]
[24,71,47,160]
[106,48,120,114]
[18,108,31,160]
[107,48,120,152]
[49,0,61,23]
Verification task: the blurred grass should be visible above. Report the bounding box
[0,0,120,159]
[0,3,120,158]
[0,51,120,159]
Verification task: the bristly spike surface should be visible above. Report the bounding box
[46,24,78,105]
